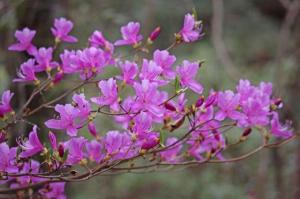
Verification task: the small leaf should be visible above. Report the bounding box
[175,76,180,93]
[62,150,69,162]
[159,130,166,147]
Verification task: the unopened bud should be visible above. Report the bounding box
[53,71,64,85]
[195,95,205,107]
[204,92,218,108]
[88,122,98,137]
[274,98,282,106]
[148,26,161,42]
[240,127,252,141]
[170,116,185,132]
[164,102,176,111]
[242,127,252,137]
[58,144,64,158]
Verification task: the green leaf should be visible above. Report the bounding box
[159,130,166,147]
[175,76,180,93]
[62,150,69,162]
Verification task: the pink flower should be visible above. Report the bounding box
[114,22,143,46]
[8,28,37,55]
[77,47,106,79]
[133,80,167,119]
[51,18,77,43]
[236,80,272,127]
[188,121,225,160]
[139,59,166,85]
[139,132,159,150]
[89,30,111,49]
[133,111,153,134]
[118,61,138,85]
[17,160,41,185]
[271,112,293,138]
[91,78,119,111]
[0,90,14,117]
[41,182,66,199]
[34,47,58,72]
[45,104,81,137]
[19,126,44,158]
[64,137,87,164]
[72,93,91,120]
[104,131,134,160]
[13,59,38,83]
[153,50,176,79]
[179,13,203,43]
[176,60,203,94]
[59,50,79,74]
[0,143,18,173]
[160,137,182,163]
[86,140,104,163]
[215,90,244,121]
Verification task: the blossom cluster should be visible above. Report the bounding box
[0,14,293,198]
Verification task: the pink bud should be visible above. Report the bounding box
[204,92,218,108]
[242,127,252,137]
[274,98,283,107]
[48,131,57,150]
[149,26,161,41]
[164,102,176,112]
[58,144,64,158]
[195,96,204,107]
[88,122,98,137]
[53,71,64,84]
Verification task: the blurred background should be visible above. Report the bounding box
[0,0,300,198]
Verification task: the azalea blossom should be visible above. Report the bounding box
[45,104,82,136]
[51,18,77,43]
[64,137,87,164]
[8,28,37,55]
[160,137,182,163]
[19,126,44,158]
[271,112,293,138]
[176,60,203,94]
[179,13,203,42]
[34,47,58,72]
[118,61,138,85]
[114,22,143,46]
[0,90,14,117]
[215,90,244,121]
[0,143,18,173]
[13,59,38,83]
[91,78,119,111]
[153,50,176,79]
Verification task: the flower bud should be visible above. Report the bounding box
[52,71,64,85]
[170,116,185,132]
[164,102,177,112]
[48,131,57,150]
[274,98,283,107]
[195,95,204,107]
[204,92,218,108]
[240,127,252,141]
[148,26,161,42]
[58,144,64,158]
[88,122,98,137]
[242,127,252,137]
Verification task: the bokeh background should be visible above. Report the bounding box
[0,0,300,198]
